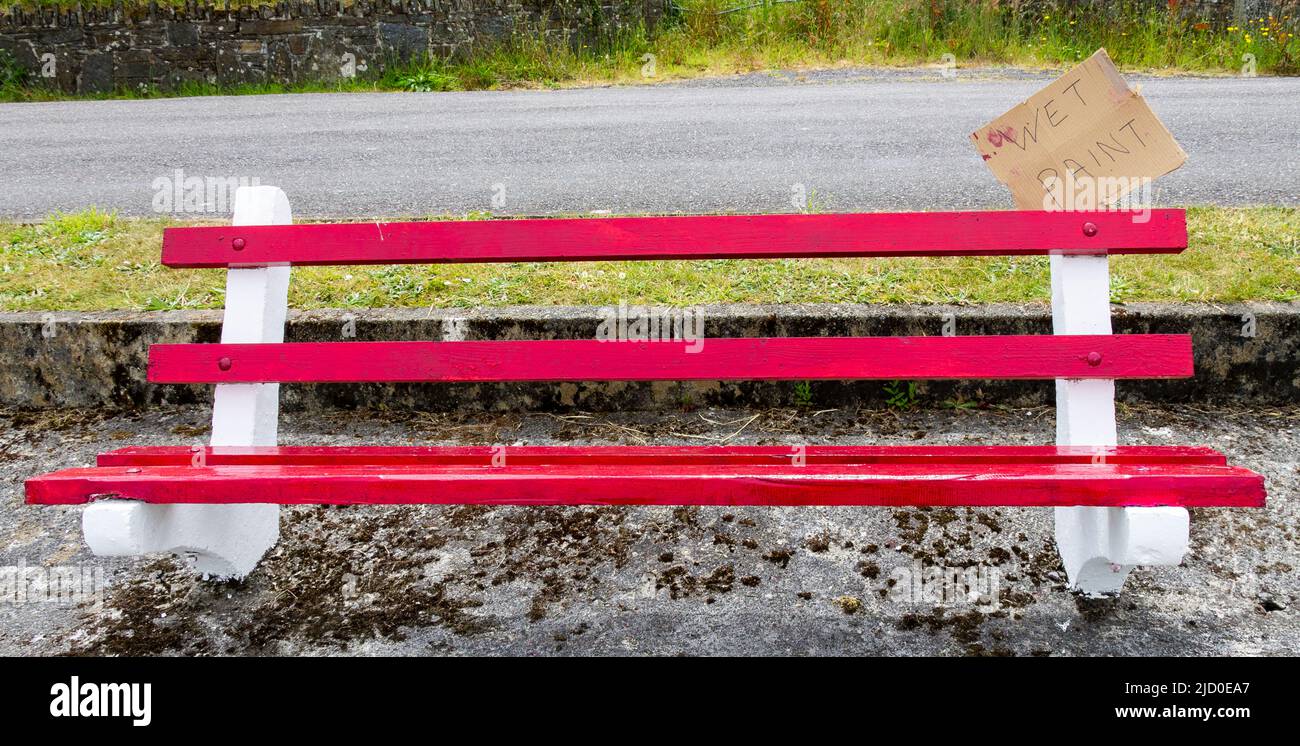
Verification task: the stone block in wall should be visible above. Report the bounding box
[473,12,515,43]
[240,19,304,35]
[30,26,86,46]
[199,20,240,35]
[4,37,37,72]
[47,48,80,91]
[267,38,293,79]
[155,45,213,64]
[164,67,214,89]
[115,58,155,83]
[215,45,266,86]
[90,30,135,52]
[166,21,201,46]
[77,51,113,94]
[112,47,154,84]
[378,21,429,60]
[332,16,376,27]
[115,48,154,64]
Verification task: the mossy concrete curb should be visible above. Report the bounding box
[3,302,1296,412]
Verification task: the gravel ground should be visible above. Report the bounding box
[0,403,1295,656]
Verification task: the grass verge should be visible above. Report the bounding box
[0,2,1296,103]
[1,207,1295,312]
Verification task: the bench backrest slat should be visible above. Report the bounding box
[161,210,1188,268]
[98,445,1230,467]
[147,335,1193,384]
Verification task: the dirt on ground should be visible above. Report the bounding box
[0,402,1295,656]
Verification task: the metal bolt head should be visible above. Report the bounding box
[218,356,232,371]
[1086,351,1103,367]
[232,238,246,250]
[1082,222,1099,237]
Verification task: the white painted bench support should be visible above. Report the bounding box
[83,186,292,578]
[1050,254,1189,596]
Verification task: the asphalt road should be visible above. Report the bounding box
[1,68,1297,219]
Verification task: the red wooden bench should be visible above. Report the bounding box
[25,187,1265,596]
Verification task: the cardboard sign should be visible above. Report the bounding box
[972,49,1186,210]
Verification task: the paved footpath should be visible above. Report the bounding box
[2,403,1294,656]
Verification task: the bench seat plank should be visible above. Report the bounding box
[148,335,1193,384]
[161,210,1188,268]
[27,462,1265,507]
[97,445,1231,467]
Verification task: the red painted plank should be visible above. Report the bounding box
[97,445,1230,468]
[147,335,1193,384]
[161,210,1188,268]
[26,463,1265,507]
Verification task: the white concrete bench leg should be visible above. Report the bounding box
[1051,254,1189,596]
[83,186,292,578]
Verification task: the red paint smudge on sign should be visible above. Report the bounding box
[987,126,1017,148]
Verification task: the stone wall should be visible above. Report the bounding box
[0,1,671,94]
[0,1,1293,95]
